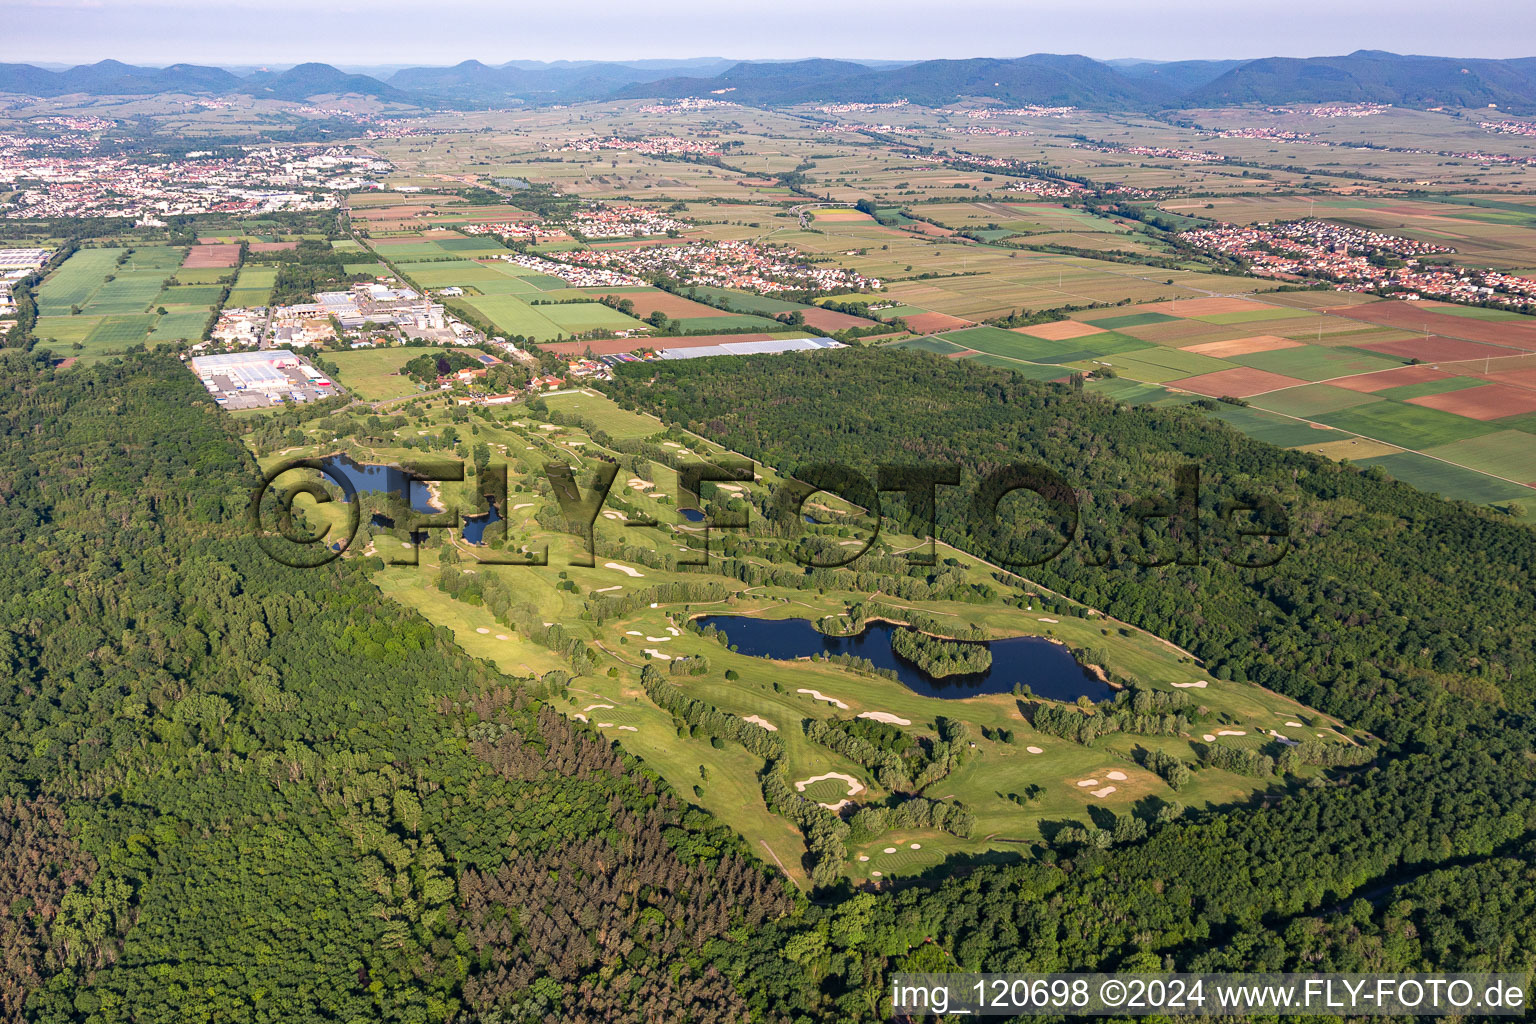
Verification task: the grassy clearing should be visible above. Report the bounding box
[324,348,426,401]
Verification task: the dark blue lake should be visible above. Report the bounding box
[694,615,1113,701]
[319,454,502,544]
[680,506,706,523]
[462,499,501,544]
[319,454,440,513]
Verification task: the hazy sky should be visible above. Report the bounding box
[6,0,1535,67]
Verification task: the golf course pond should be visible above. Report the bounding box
[693,615,1114,702]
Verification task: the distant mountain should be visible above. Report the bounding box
[1110,58,1249,93]
[238,62,407,102]
[615,55,1170,110]
[0,59,240,97]
[1190,50,1536,109]
[388,59,722,105]
[1,52,1535,111]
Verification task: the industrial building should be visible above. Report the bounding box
[188,349,342,410]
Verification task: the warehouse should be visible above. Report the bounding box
[188,350,342,410]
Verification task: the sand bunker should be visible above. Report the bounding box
[644,636,671,642]
[1076,779,1099,788]
[743,715,778,731]
[1216,730,1247,737]
[1090,786,1117,798]
[596,722,614,728]
[584,703,614,712]
[574,713,588,722]
[626,630,643,636]
[1106,771,1127,781]
[883,847,897,854]
[1203,734,1217,742]
[495,634,508,640]
[795,772,865,796]
[1038,617,1059,623]
[909,843,921,850]
[644,649,672,660]
[858,711,912,726]
[627,478,654,489]
[1026,746,1044,754]
[858,855,869,862]
[539,424,559,431]
[475,627,489,634]
[513,503,533,510]
[871,870,882,878]
[1172,680,1209,688]
[596,585,623,593]
[797,688,849,710]
[604,562,644,577]
[1286,721,1304,727]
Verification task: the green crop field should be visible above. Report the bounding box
[459,295,564,338]
[35,249,123,315]
[1200,403,1352,448]
[539,302,648,334]
[152,310,213,342]
[673,314,780,331]
[1354,452,1532,503]
[32,315,101,348]
[82,314,158,354]
[123,246,186,270]
[962,353,1074,380]
[1249,383,1383,417]
[1424,430,1536,482]
[83,273,168,315]
[889,336,969,355]
[156,284,223,308]
[1316,401,1500,450]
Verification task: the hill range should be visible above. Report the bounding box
[3,50,1536,111]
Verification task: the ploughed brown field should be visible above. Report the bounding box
[1406,383,1536,421]
[1182,334,1303,358]
[181,243,240,268]
[1014,320,1105,340]
[1325,301,1536,352]
[800,307,875,331]
[1169,366,1309,398]
[593,291,739,320]
[1362,336,1518,363]
[900,311,971,333]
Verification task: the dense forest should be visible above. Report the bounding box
[599,348,1536,1017]
[0,352,795,1023]
[2,347,1534,1021]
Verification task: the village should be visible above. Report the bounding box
[0,141,391,219]
[1181,219,1536,308]
[553,238,881,294]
